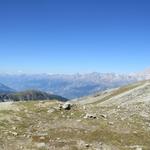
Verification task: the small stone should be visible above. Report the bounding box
[77,120,82,122]
[47,108,55,113]
[36,143,46,148]
[12,127,17,130]
[136,146,142,150]
[27,135,31,138]
[83,106,86,110]
[129,145,142,150]
[133,131,138,134]
[40,136,45,140]
[24,109,28,113]
[121,118,124,121]
[85,144,90,148]
[108,122,114,125]
[117,106,121,109]
[100,114,107,118]
[11,132,18,136]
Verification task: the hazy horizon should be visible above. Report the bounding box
[0,66,149,75]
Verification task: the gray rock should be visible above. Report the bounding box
[84,113,97,119]
[40,136,45,140]
[77,119,82,122]
[58,104,63,110]
[12,127,17,130]
[47,108,55,113]
[129,145,143,150]
[71,113,74,116]
[108,122,114,125]
[10,131,18,136]
[85,144,90,148]
[36,143,46,148]
[100,114,107,118]
[83,106,86,110]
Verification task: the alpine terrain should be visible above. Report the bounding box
[0,80,150,150]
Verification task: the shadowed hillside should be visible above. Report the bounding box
[0,90,68,102]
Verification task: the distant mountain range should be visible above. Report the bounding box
[0,69,149,99]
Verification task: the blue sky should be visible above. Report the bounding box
[0,0,150,74]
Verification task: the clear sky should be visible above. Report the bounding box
[0,0,150,74]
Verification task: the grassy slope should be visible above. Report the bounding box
[0,99,150,150]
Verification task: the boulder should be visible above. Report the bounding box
[62,102,72,110]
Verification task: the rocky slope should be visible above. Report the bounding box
[0,80,150,149]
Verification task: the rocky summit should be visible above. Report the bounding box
[0,80,150,149]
